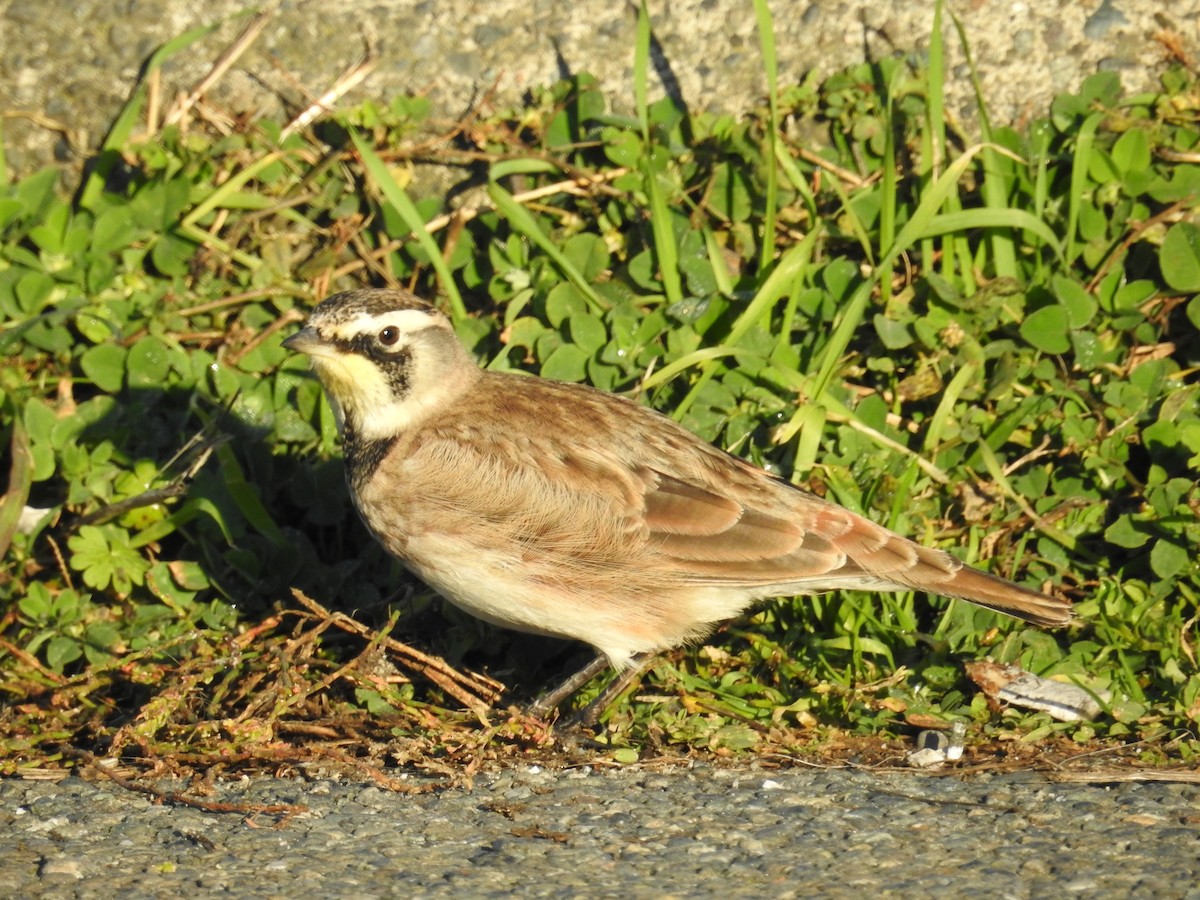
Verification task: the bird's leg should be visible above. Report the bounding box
[574,653,655,727]
[527,653,611,719]
[527,652,658,724]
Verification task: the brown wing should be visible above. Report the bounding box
[419,373,1071,628]
[638,469,1071,628]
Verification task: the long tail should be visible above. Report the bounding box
[927,560,1072,627]
[816,507,1075,627]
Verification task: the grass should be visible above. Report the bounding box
[2,5,1200,782]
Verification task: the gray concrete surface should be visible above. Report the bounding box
[2,0,1196,178]
[4,765,1199,898]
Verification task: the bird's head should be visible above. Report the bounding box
[283,289,479,439]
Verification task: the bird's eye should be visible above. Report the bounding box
[378,326,400,346]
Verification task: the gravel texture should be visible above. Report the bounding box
[2,0,1196,177]
[4,766,1200,898]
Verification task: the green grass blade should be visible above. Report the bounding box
[642,160,684,306]
[878,64,903,305]
[974,439,1078,553]
[640,347,743,391]
[773,135,818,223]
[634,1,683,307]
[923,361,979,455]
[669,231,820,419]
[215,443,288,549]
[725,227,821,347]
[789,404,827,475]
[351,131,467,322]
[1066,112,1104,267]
[176,222,263,271]
[949,8,1017,278]
[753,0,779,275]
[0,418,33,560]
[916,208,1063,258]
[810,144,992,400]
[634,1,651,142]
[487,179,607,315]
[1029,120,1054,280]
[922,0,946,274]
[701,227,736,297]
[180,151,286,228]
[77,18,228,210]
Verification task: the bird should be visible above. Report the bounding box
[283,288,1072,717]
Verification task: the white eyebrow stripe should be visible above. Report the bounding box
[334,308,438,339]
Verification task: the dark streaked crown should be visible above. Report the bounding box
[308,288,439,327]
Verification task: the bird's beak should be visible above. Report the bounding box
[282,325,325,355]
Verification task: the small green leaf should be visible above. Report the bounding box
[84,622,121,662]
[18,582,54,620]
[150,229,195,277]
[1052,275,1097,328]
[1111,128,1150,176]
[679,253,718,297]
[544,283,591,327]
[567,313,608,355]
[1161,223,1200,292]
[1086,148,1120,185]
[562,233,610,281]
[1105,516,1149,549]
[1019,304,1071,354]
[873,313,913,349]
[540,343,590,382]
[79,343,127,392]
[15,270,55,313]
[1187,295,1200,332]
[1069,329,1100,370]
[355,688,400,716]
[67,524,148,595]
[92,206,138,254]
[1150,539,1189,580]
[126,335,171,388]
[46,636,83,672]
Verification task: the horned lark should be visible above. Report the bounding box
[284,288,1072,711]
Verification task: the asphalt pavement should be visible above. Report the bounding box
[4,764,1199,898]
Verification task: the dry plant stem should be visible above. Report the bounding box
[280,47,378,139]
[224,308,305,366]
[331,168,632,282]
[74,485,187,527]
[289,589,504,708]
[65,749,307,826]
[164,9,274,127]
[822,409,951,485]
[146,67,161,133]
[1085,199,1191,292]
[0,635,69,684]
[175,288,290,318]
[795,145,869,188]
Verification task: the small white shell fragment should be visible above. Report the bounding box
[997,673,1104,722]
[966,661,1107,722]
[907,722,966,768]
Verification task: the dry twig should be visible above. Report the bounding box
[290,589,505,710]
